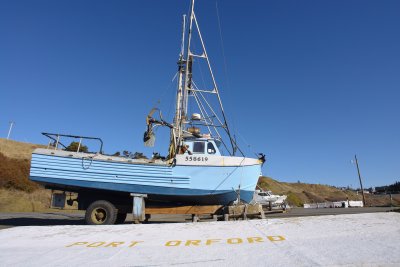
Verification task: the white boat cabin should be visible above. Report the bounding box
[180,138,221,156]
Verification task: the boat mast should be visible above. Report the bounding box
[183,0,195,118]
[171,0,239,157]
[173,0,195,156]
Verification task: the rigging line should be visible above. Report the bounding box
[185,2,238,158]
[196,90,227,143]
[193,82,216,133]
[192,96,212,136]
[186,5,235,156]
[236,130,258,157]
[163,72,181,122]
[232,136,245,157]
[152,71,179,108]
[215,1,231,92]
[193,97,222,146]
[191,87,213,135]
[192,12,236,155]
[191,42,208,92]
[206,159,248,205]
[215,1,244,155]
[192,81,221,140]
[215,2,243,155]
[198,91,224,129]
[192,89,229,154]
[210,157,246,193]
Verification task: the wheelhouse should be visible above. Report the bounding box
[181,138,221,156]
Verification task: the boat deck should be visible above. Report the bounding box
[33,148,170,166]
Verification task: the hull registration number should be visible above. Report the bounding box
[185,156,208,162]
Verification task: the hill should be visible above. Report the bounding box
[257,176,361,206]
[0,138,398,211]
[257,176,399,207]
[0,138,45,160]
[0,138,46,192]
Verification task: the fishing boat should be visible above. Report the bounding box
[253,190,287,206]
[29,0,264,206]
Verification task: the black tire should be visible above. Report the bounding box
[115,213,127,224]
[85,200,117,225]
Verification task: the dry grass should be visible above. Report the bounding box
[0,188,51,212]
[0,188,80,212]
[0,138,60,211]
[0,138,46,192]
[0,152,40,192]
[0,138,45,160]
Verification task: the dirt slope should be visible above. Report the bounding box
[0,138,45,160]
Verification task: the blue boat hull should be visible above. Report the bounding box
[29,152,261,205]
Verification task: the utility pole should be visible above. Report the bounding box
[354,154,366,207]
[7,121,14,140]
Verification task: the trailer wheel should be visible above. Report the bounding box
[85,200,117,225]
[115,213,127,224]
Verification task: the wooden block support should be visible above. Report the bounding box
[224,204,265,221]
[145,205,223,215]
[227,204,263,215]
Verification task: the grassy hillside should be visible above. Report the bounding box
[0,138,45,192]
[0,138,398,211]
[257,176,399,207]
[0,152,39,192]
[0,138,45,160]
[258,176,360,206]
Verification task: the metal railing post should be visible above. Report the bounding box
[55,135,60,150]
[77,137,82,152]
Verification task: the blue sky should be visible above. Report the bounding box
[1,0,399,188]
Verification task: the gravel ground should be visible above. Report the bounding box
[0,206,396,230]
[0,212,399,266]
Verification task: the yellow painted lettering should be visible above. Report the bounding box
[129,241,144,247]
[247,237,264,243]
[105,242,125,247]
[267,236,285,242]
[66,242,88,247]
[205,239,221,245]
[165,240,182,246]
[227,238,243,244]
[87,242,106,248]
[185,240,201,246]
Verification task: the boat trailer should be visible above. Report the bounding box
[129,193,285,223]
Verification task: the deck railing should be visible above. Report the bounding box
[42,132,104,154]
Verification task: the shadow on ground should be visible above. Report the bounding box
[0,218,85,227]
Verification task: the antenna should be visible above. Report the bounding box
[7,121,14,140]
[353,154,366,206]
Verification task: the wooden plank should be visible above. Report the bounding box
[227,204,263,215]
[145,205,223,215]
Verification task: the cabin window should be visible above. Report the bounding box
[207,142,216,154]
[193,142,205,153]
